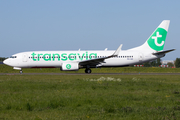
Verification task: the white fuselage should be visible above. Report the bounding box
[3,50,162,69]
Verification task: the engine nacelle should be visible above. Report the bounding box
[61,63,79,71]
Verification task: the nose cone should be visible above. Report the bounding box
[3,59,10,66]
[3,59,7,64]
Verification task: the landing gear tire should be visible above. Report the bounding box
[19,70,23,74]
[85,69,91,74]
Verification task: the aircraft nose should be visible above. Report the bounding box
[3,59,10,65]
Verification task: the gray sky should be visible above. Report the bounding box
[0,0,179,60]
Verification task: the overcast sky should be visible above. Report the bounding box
[0,0,179,60]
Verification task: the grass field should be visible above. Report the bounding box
[0,74,180,120]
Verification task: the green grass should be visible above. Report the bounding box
[1,64,180,73]
[0,75,180,119]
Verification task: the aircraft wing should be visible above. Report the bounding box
[79,44,122,66]
[152,49,175,55]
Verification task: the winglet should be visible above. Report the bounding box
[113,44,122,56]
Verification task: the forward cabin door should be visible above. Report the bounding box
[22,54,28,62]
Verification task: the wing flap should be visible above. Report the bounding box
[79,57,107,66]
[79,44,122,66]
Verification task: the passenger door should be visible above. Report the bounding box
[22,54,28,62]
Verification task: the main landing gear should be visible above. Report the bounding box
[85,68,91,74]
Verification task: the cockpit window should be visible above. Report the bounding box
[10,56,17,58]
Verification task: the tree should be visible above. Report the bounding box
[0,57,6,61]
[167,62,174,68]
[156,58,161,66]
[143,62,151,67]
[143,58,161,67]
[175,58,180,68]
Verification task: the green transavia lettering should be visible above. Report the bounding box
[31,52,97,61]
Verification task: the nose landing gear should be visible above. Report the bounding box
[19,70,23,74]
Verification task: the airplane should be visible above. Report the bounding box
[3,20,175,74]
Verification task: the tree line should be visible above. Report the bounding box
[143,58,161,67]
[0,57,6,61]
[143,58,180,68]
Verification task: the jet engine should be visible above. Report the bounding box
[61,63,79,71]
